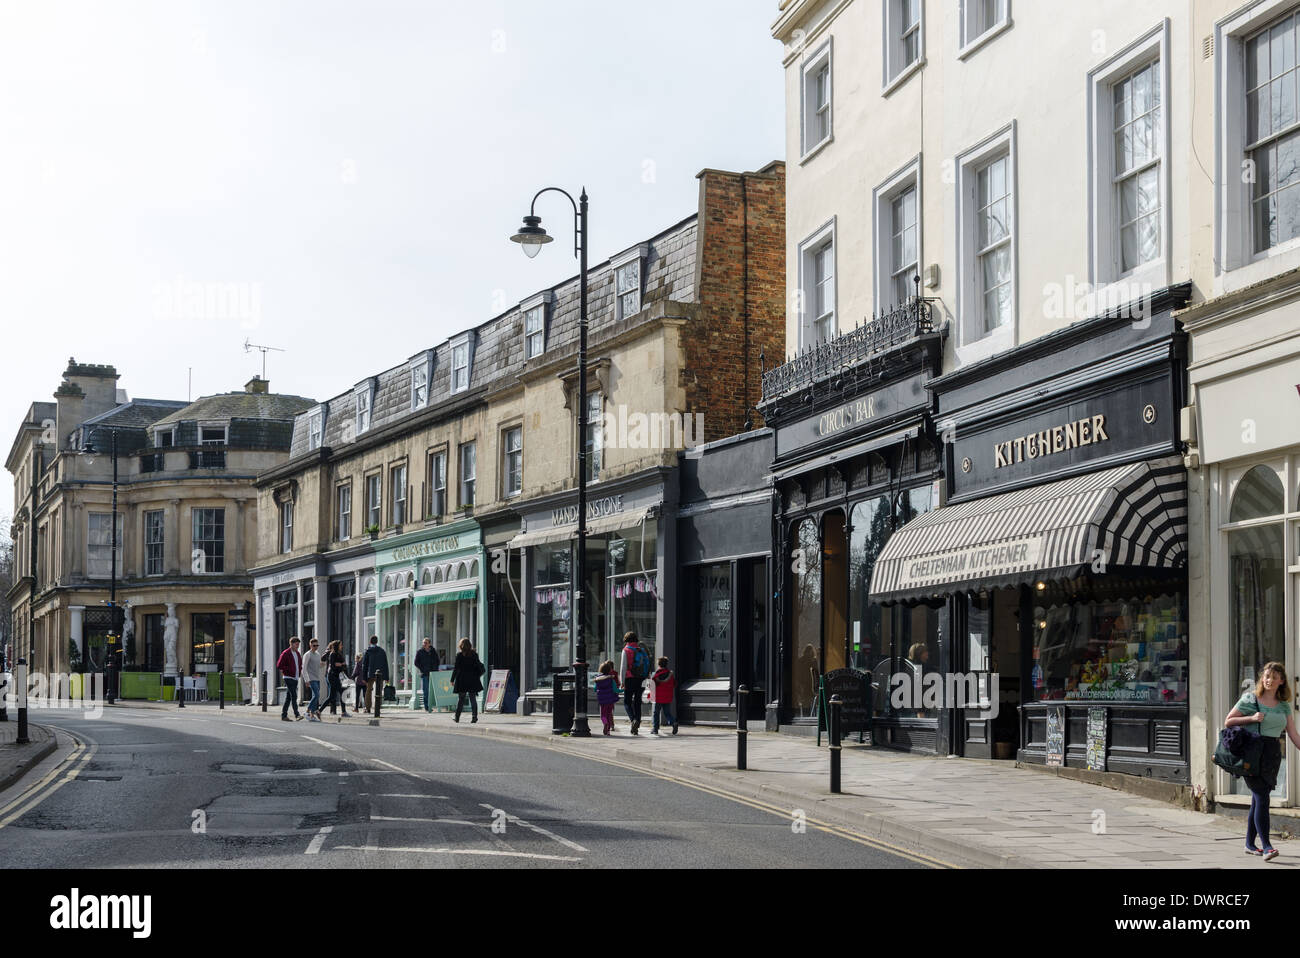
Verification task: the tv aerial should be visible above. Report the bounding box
[243,338,285,380]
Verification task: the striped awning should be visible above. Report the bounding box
[869,457,1187,604]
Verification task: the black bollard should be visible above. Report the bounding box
[178,674,185,709]
[737,685,748,771]
[219,669,225,710]
[829,694,842,794]
[374,679,382,720]
[571,659,591,738]
[261,671,267,713]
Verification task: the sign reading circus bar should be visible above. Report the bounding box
[894,535,1045,592]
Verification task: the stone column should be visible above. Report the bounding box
[353,571,364,651]
[314,575,330,648]
[166,499,181,575]
[229,499,244,575]
[69,606,85,673]
[232,604,248,674]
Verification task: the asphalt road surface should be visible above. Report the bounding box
[0,707,937,869]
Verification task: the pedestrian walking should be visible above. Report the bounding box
[450,638,484,724]
[352,653,366,711]
[650,656,679,735]
[1224,661,1300,861]
[415,638,440,713]
[303,638,325,721]
[362,636,389,715]
[318,639,350,721]
[275,637,304,722]
[616,631,650,734]
[593,659,621,735]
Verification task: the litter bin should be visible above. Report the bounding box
[552,669,575,735]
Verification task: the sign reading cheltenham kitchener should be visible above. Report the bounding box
[894,535,1045,592]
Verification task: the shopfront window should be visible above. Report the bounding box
[274,587,297,647]
[849,486,942,718]
[581,538,608,671]
[533,543,571,685]
[329,579,356,661]
[608,524,656,666]
[792,518,821,717]
[694,562,732,680]
[382,600,410,695]
[1031,592,1187,704]
[192,613,225,668]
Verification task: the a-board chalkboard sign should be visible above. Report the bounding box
[1046,706,1065,767]
[1086,707,1107,771]
[820,669,872,736]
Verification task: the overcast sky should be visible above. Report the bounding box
[0,0,783,451]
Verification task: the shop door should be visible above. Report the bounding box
[737,557,769,720]
[958,589,1023,760]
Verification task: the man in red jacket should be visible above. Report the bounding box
[275,637,304,721]
[651,657,678,735]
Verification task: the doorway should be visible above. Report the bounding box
[958,588,1022,759]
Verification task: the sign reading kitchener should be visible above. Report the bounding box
[893,535,1045,592]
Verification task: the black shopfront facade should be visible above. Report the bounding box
[760,303,949,751]
[870,287,1192,782]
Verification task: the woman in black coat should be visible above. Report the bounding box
[451,637,484,723]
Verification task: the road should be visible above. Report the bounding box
[0,706,937,869]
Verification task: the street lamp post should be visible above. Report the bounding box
[82,427,121,705]
[511,187,592,738]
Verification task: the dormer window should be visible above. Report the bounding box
[306,407,324,451]
[610,245,648,322]
[409,351,433,410]
[354,380,375,435]
[199,424,227,446]
[521,291,551,360]
[449,333,474,395]
[155,427,175,448]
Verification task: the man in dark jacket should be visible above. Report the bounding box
[414,638,440,712]
[275,637,303,722]
[362,636,389,715]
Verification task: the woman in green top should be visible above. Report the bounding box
[1224,662,1300,860]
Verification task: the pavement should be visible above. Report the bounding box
[9,698,1293,869]
[0,718,56,793]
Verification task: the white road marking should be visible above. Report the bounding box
[361,793,450,799]
[370,816,482,827]
[477,803,588,853]
[300,735,342,751]
[339,772,349,777]
[330,845,581,863]
[305,826,333,855]
[230,723,289,734]
[193,749,208,753]
[370,759,406,773]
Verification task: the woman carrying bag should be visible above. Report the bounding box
[1223,662,1300,861]
[451,637,485,724]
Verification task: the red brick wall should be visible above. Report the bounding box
[687,162,786,443]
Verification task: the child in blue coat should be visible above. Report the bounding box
[593,660,622,736]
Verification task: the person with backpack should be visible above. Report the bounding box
[593,659,622,735]
[274,637,304,722]
[318,639,350,721]
[1223,661,1300,860]
[450,637,484,723]
[651,656,678,735]
[617,632,650,735]
[415,638,440,713]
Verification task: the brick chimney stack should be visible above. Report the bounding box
[245,376,269,395]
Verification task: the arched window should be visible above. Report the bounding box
[420,567,433,587]
[791,518,821,717]
[361,576,376,594]
[467,559,479,578]
[1230,465,1284,522]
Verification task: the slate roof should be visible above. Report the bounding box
[81,399,188,429]
[292,213,700,457]
[153,392,317,428]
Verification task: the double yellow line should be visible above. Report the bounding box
[516,740,957,869]
[0,727,96,830]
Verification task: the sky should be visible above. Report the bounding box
[0,0,784,445]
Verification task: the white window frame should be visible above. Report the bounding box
[306,407,324,451]
[797,218,837,349]
[281,500,293,554]
[872,156,923,313]
[144,509,164,577]
[391,462,408,526]
[956,123,1018,365]
[365,472,382,530]
[154,427,175,449]
[610,245,648,322]
[459,441,477,508]
[882,0,925,95]
[449,333,473,395]
[409,351,432,411]
[87,512,123,579]
[583,391,603,483]
[354,380,375,436]
[800,38,834,161]
[521,291,551,360]
[429,448,447,517]
[336,482,351,542]
[1087,21,1170,299]
[502,426,523,499]
[198,423,227,446]
[1215,0,1300,290]
[191,507,225,574]
[958,0,1011,60]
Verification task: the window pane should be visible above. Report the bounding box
[1248,33,1269,91]
[1273,75,1296,133]
[1231,465,1285,521]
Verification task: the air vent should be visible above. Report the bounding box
[1203,35,1215,59]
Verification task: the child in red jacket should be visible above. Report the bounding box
[651,657,678,735]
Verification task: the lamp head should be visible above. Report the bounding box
[510,215,552,259]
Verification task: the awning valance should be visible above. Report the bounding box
[869,458,1187,604]
[375,599,404,612]
[508,507,653,550]
[414,588,476,606]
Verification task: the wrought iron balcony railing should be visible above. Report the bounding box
[761,296,936,403]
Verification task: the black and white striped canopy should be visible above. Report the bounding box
[869,457,1187,604]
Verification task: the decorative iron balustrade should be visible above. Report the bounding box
[189,449,227,470]
[762,297,936,403]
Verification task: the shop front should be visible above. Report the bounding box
[1183,270,1300,808]
[870,287,1193,781]
[373,519,484,709]
[759,302,947,749]
[676,430,773,726]
[510,473,674,712]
